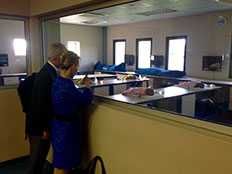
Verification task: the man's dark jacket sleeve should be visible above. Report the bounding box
[30,63,57,136]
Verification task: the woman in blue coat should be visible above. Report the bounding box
[51,51,93,174]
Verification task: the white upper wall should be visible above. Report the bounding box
[60,23,103,72]
[107,10,232,80]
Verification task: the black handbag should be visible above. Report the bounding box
[71,156,107,174]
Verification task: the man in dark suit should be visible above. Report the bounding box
[27,43,67,174]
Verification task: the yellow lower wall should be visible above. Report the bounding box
[0,89,28,162]
[89,100,232,174]
[1,87,232,174]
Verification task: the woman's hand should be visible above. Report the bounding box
[82,77,92,88]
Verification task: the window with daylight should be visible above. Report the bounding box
[113,40,126,65]
[166,36,187,72]
[136,38,152,69]
[13,38,27,56]
[67,41,80,56]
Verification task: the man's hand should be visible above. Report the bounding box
[82,77,92,88]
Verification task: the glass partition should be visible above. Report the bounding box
[0,17,28,86]
[41,0,232,127]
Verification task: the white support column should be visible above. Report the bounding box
[229,87,232,110]
[182,94,196,117]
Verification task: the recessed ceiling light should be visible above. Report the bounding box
[129,3,136,7]
[119,6,127,9]
[141,2,152,8]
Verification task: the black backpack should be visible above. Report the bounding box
[17,73,37,114]
[71,156,106,174]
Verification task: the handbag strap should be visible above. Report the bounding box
[88,156,106,174]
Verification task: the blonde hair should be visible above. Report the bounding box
[48,43,67,61]
[60,51,80,70]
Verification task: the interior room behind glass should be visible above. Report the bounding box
[42,0,232,127]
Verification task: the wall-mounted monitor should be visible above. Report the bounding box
[151,55,164,68]
[125,54,135,66]
[202,56,222,71]
[0,54,8,67]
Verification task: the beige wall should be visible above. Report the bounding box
[90,101,232,174]
[60,23,103,71]
[0,89,28,162]
[107,11,232,80]
[30,0,136,16]
[30,0,91,16]
[0,0,29,16]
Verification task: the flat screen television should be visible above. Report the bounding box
[151,55,164,68]
[202,56,222,71]
[0,54,8,67]
[125,54,135,66]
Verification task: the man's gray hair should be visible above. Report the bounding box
[48,43,67,61]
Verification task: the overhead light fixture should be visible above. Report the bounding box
[216,0,232,4]
[80,12,105,17]
[141,2,152,8]
[137,9,178,16]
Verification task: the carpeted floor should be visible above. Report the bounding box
[0,157,29,174]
